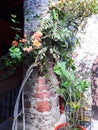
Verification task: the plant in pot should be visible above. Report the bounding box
[0,0,97,129]
[53,62,90,130]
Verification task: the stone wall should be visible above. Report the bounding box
[24,0,49,34]
[92,56,98,106]
[23,0,60,130]
[24,76,60,130]
[23,1,98,129]
[73,15,98,107]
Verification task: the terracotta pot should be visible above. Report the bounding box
[59,96,65,114]
[76,125,86,130]
[54,122,68,130]
[54,123,86,130]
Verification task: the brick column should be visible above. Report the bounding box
[22,1,60,129]
[23,76,60,130]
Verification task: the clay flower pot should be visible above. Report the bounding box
[54,123,68,130]
[54,122,86,130]
[59,96,65,114]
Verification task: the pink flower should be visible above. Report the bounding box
[32,31,42,41]
[12,40,18,46]
[23,46,33,53]
[19,38,27,43]
[24,34,27,39]
[49,2,56,9]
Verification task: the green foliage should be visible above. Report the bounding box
[0,0,97,89]
[1,0,98,69]
[37,47,47,60]
[0,0,96,127]
[9,46,22,59]
[54,61,89,101]
[11,14,17,23]
[39,0,98,64]
[11,14,21,32]
[41,14,76,61]
[54,61,89,129]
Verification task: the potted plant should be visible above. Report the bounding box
[53,62,90,130]
[0,0,97,129]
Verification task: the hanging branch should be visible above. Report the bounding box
[22,90,25,130]
[12,62,39,130]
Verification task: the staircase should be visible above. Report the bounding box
[0,66,22,123]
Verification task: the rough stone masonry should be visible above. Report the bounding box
[24,76,60,130]
[73,14,98,107]
[22,0,61,130]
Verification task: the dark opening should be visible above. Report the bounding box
[0,0,23,124]
[0,0,24,56]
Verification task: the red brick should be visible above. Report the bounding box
[36,101,51,112]
[33,91,50,99]
[35,85,49,91]
[37,77,46,85]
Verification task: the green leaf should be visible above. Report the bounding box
[63,81,71,88]
[69,73,75,81]
[53,64,62,75]
[51,8,58,20]
[57,62,66,73]
[9,47,22,59]
[64,69,70,79]
[11,19,16,23]
[11,14,16,18]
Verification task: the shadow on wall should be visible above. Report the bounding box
[92,105,98,120]
[92,56,98,120]
[92,56,98,107]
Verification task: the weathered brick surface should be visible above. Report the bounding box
[23,0,60,129]
[37,76,46,85]
[33,91,50,99]
[36,101,51,112]
[24,76,60,129]
[34,85,49,91]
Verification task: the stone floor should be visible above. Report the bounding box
[91,106,98,130]
[92,119,98,130]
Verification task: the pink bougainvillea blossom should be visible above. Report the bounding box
[23,46,33,53]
